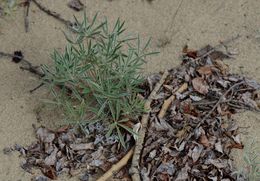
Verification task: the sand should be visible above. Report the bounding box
[0,0,259,180]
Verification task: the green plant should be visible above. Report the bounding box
[41,13,157,148]
[233,138,260,181]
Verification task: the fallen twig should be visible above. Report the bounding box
[0,51,33,68]
[24,0,31,32]
[195,34,241,61]
[158,82,188,119]
[0,51,76,94]
[29,83,45,93]
[196,81,245,128]
[96,148,134,181]
[130,70,169,181]
[31,0,72,26]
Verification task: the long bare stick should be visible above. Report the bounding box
[31,0,72,26]
[158,82,188,119]
[97,148,134,181]
[130,70,169,181]
[24,0,31,32]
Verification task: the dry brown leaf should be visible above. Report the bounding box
[197,66,213,75]
[200,134,210,147]
[192,77,209,95]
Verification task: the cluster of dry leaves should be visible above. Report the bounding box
[4,123,132,180]
[139,45,260,180]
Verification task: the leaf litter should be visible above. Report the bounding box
[5,124,132,180]
[4,44,260,180]
[138,44,260,180]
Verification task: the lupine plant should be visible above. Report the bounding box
[41,13,157,147]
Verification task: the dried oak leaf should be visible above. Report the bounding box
[192,77,209,95]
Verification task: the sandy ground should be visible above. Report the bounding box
[0,0,259,180]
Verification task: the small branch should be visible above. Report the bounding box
[0,51,73,94]
[195,34,241,61]
[196,81,244,128]
[0,51,33,68]
[31,0,72,26]
[158,82,188,119]
[29,83,45,93]
[130,70,169,181]
[24,0,31,32]
[96,148,134,181]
